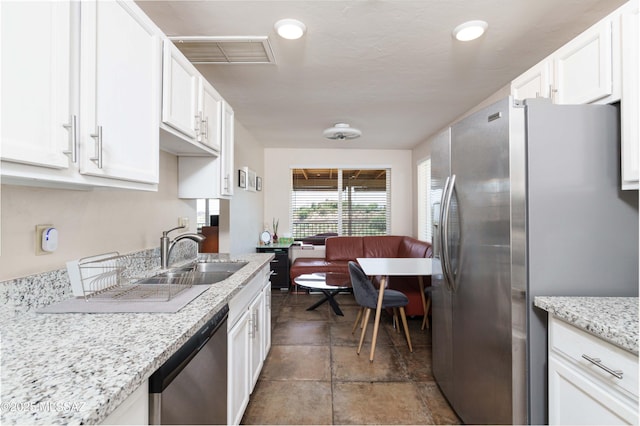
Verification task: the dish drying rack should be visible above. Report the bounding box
[76,252,193,302]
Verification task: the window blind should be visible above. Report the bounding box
[417,158,431,242]
[291,168,390,238]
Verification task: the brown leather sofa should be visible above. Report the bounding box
[290,235,432,316]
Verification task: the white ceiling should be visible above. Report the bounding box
[137,0,626,150]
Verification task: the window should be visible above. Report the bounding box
[196,199,220,229]
[290,168,390,238]
[417,158,431,242]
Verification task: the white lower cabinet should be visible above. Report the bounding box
[227,265,271,425]
[228,309,251,426]
[100,380,148,425]
[548,317,639,425]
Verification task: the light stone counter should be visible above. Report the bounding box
[534,296,639,354]
[0,252,273,425]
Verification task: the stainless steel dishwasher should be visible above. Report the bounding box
[149,305,228,425]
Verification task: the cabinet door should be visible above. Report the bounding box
[220,102,235,196]
[1,1,73,169]
[228,311,250,426]
[549,355,637,425]
[199,77,223,152]
[553,20,613,104]
[262,280,272,356]
[511,60,551,101]
[249,293,264,392]
[79,0,160,184]
[621,10,639,190]
[162,40,199,139]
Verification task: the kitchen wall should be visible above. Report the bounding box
[222,121,265,255]
[263,148,413,237]
[0,151,196,282]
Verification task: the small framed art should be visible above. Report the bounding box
[256,176,263,191]
[238,169,247,188]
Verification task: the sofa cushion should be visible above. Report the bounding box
[398,236,431,258]
[363,235,403,258]
[325,236,363,261]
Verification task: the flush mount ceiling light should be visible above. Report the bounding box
[274,19,306,40]
[452,20,488,41]
[323,123,362,141]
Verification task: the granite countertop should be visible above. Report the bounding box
[0,253,272,425]
[534,296,639,354]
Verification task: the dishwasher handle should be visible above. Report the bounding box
[149,305,229,394]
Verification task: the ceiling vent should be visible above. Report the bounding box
[169,36,276,64]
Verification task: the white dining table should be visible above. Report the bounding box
[356,257,433,361]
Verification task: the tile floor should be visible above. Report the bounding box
[241,290,461,425]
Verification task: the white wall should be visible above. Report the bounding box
[0,151,196,281]
[263,148,414,237]
[224,121,265,255]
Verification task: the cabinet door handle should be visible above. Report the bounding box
[582,354,624,379]
[89,126,103,169]
[202,116,208,141]
[194,113,201,135]
[62,115,78,163]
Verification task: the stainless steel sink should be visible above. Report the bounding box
[137,261,248,286]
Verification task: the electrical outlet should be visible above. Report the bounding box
[35,224,54,256]
[178,217,189,228]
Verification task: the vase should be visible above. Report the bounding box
[272,233,278,243]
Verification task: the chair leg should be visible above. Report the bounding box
[352,307,363,334]
[421,296,432,330]
[392,307,400,333]
[399,306,413,352]
[357,308,371,355]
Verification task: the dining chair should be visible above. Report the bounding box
[348,261,413,361]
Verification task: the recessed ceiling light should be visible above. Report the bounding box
[274,19,306,40]
[452,20,488,41]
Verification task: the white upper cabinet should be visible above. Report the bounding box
[220,102,235,197]
[1,0,162,190]
[199,78,223,152]
[553,21,613,105]
[1,1,73,170]
[79,0,161,184]
[177,98,234,199]
[159,41,222,156]
[161,40,199,140]
[511,1,638,191]
[511,12,615,104]
[511,61,551,101]
[620,9,639,190]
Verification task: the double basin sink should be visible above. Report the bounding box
[138,261,248,286]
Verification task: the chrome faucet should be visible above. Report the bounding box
[160,225,206,269]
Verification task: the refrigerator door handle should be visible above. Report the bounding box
[442,174,456,291]
[437,177,450,261]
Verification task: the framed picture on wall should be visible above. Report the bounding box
[256,177,263,191]
[244,167,257,191]
[238,169,247,188]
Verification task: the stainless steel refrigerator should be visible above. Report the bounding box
[430,97,639,425]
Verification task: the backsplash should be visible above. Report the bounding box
[0,242,198,319]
